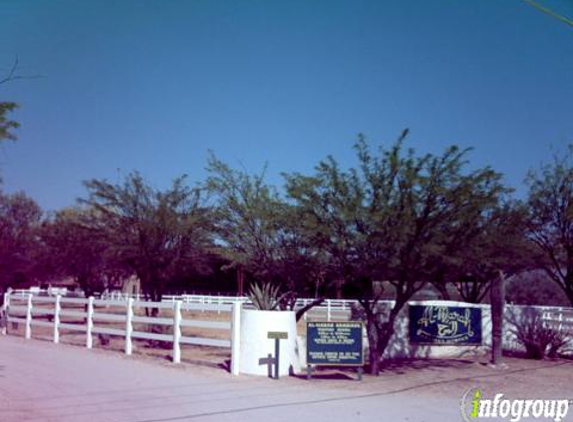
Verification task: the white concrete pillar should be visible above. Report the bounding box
[230,301,242,375]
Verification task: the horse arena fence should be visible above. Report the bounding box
[2,290,242,374]
[3,289,573,365]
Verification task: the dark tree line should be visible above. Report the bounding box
[1,125,573,373]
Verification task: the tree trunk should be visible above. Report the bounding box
[366,315,380,375]
[490,271,506,365]
[362,298,405,375]
[375,318,397,365]
[295,298,324,322]
[432,281,451,301]
[564,274,573,307]
[335,279,343,300]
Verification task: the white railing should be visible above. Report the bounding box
[9,289,355,322]
[541,306,573,334]
[2,292,242,375]
[9,288,573,334]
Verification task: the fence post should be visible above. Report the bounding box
[1,289,10,335]
[86,296,94,349]
[2,290,9,313]
[25,293,33,339]
[125,297,134,355]
[231,301,242,376]
[172,300,182,363]
[53,295,61,344]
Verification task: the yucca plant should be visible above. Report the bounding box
[248,282,289,311]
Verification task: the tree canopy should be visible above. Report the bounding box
[526,146,573,306]
[0,191,42,295]
[285,132,513,373]
[0,102,19,143]
[81,172,215,302]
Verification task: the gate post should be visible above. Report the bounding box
[231,301,242,375]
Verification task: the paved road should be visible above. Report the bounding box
[0,336,468,422]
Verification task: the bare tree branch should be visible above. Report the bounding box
[0,55,43,86]
[520,0,573,28]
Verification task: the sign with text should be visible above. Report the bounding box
[307,321,364,366]
[409,305,482,345]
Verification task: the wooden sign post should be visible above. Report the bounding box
[267,331,288,379]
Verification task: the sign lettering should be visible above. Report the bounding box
[409,305,482,345]
[307,322,364,365]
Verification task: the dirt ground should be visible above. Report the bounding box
[1,335,572,422]
[5,299,573,403]
[5,318,573,400]
[5,301,340,369]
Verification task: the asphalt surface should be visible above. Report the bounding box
[0,335,470,422]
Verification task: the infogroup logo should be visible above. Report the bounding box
[461,388,570,422]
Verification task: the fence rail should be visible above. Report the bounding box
[9,288,573,330]
[2,292,241,373]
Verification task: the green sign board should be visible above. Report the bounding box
[409,305,482,345]
[307,321,364,366]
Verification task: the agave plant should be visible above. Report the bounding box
[248,282,289,311]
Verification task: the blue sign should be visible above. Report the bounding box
[409,305,482,345]
[307,321,364,365]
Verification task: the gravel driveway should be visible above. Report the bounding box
[1,336,572,422]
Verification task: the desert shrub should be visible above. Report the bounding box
[508,309,570,359]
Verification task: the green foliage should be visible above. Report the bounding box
[285,131,511,374]
[248,282,288,311]
[81,172,215,302]
[0,191,42,294]
[508,310,570,359]
[206,153,325,296]
[526,145,573,306]
[432,203,533,303]
[0,102,19,142]
[40,207,128,296]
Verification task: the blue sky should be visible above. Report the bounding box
[1,0,572,211]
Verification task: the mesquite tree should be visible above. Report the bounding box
[526,146,573,306]
[206,154,327,300]
[286,131,508,375]
[430,203,531,303]
[40,207,130,298]
[82,172,214,306]
[0,191,43,300]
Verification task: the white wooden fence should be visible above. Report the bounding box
[9,288,573,330]
[4,289,573,364]
[541,306,573,333]
[2,292,242,375]
[9,289,355,322]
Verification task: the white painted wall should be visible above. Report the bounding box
[239,309,300,376]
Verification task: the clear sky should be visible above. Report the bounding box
[1,0,572,211]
